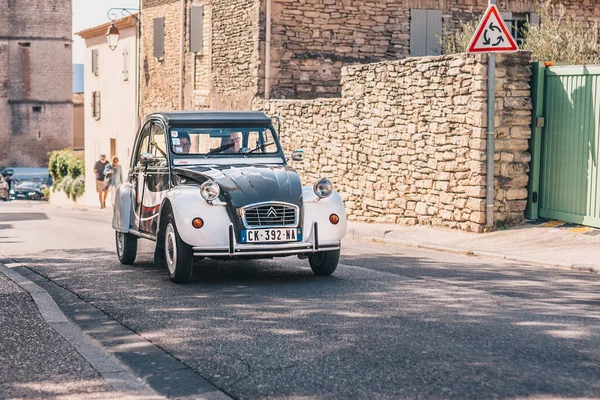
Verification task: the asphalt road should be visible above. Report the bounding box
[1,201,600,399]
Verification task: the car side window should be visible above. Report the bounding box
[149,123,168,162]
[247,128,277,153]
[134,123,151,168]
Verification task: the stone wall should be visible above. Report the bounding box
[255,52,532,232]
[141,0,182,115]
[142,0,261,114]
[0,0,72,168]
[209,0,261,110]
[268,0,600,100]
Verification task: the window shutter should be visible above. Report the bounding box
[426,10,442,56]
[529,12,540,27]
[91,49,98,76]
[153,17,165,58]
[190,6,204,53]
[500,12,513,22]
[410,9,427,56]
[92,91,101,120]
[122,47,129,81]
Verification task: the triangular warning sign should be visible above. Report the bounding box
[467,4,518,53]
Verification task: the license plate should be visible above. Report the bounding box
[241,228,302,243]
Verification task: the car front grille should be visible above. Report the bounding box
[241,203,298,228]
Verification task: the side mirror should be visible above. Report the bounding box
[139,152,157,166]
[291,149,304,162]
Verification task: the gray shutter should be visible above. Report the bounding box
[529,12,540,27]
[190,6,204,53]
[153,17,165,58]
[410,9,427,56]
[426,10,442,56]
[91,49,98,76]
[122,47,129,81]
[500,12,513,22]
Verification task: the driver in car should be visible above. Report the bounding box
[221,132,242,153]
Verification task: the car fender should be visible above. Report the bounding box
[158,186,232,247]
[301,187,347,245]
[113,182,135,232]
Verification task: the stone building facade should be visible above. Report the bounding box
[255,52,533,232]
[0,0,73,168]
[140,0,600,113]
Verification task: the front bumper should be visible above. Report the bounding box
[192,223,341,257]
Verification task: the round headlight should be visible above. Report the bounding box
[314,178,333,199]
[200,180,220,202]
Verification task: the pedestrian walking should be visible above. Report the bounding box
[94,154,109,208]
[103,156,123,208]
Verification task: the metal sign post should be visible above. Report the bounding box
[467,0,518,228]
[486,49,495,228]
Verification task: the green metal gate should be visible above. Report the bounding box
[528,63,600,228]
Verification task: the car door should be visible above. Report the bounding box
[131,122,152,232]
[138,121,170,234]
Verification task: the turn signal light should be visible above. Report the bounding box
[192,218,204,229]
[329,214,340,225]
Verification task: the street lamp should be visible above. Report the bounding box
[105,7,142,120]
[106,23,120,50]
[105,8,140,52]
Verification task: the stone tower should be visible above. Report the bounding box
[0,0,73,168]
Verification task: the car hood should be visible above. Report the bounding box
[173,164,303,208]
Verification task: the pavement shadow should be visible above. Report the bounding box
[0,212,48,222]
[10,245,600,399]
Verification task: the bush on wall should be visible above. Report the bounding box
[48,149,85,201]
[439,0,600,65]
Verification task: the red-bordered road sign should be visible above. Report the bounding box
[467,4,519,53]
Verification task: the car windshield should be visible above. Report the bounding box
[17,181,40,189]
[169,127,279,156]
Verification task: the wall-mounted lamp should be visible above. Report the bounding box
[106,8,140,51]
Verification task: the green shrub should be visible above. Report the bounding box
[439,20,478,56]
[71,175,85,201]
[439,0,600,65]
[47,149,85,200]
[521,1,600,64]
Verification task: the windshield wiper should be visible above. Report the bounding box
[244,142,275,157]
[204,142,235,157]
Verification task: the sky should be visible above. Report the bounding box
[72,0,140,64]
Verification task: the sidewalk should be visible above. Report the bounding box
[346,220,600,273]
[0,260,159,399]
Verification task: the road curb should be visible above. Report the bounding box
[0,260,161,398]
[361,236,600,274]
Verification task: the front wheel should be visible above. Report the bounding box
[164,215,194,283]
[308,250,340,276]
[116,231,137,265]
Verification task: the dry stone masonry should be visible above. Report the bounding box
[255,52,532,232]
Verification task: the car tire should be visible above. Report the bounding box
[308,249,340,276]
[164,214,194,283]
[116,231,137,265]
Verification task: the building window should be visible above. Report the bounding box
[92,91,101,120]
[410,9,442,57]
[32,106,42,112]
[190,6,204,53]
[153,17,165,59]
[18,42,31,47]
[501,12,539,46]
[92,49,99,76]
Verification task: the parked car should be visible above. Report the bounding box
[0,167,52,186]
[0,175,8,201]
[12,181,46,200]
[112,111,347,283]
